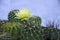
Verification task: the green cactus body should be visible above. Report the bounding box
[8,10,19,22]
[16,16,43,40]
[27,16,42,27]
[18,16,44,40]
[2,22,24,40]
[16,27,43,40]
[17,16,43,40]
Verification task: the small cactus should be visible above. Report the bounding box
[8,9,19,22]
[26,16,42,27]
[2,22,24,40]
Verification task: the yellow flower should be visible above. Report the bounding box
[15,9,31,20]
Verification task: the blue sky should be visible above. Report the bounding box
[0,0,60,26]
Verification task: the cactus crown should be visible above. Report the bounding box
[8,9,31,21]
[8,9,19,21]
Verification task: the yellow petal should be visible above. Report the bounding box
[15,8,31,20]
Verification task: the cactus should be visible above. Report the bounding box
[2,22,24,40]
[2,15,44,40]
[44,20,60,40]
[8,9,19,22]
[17,16,44,40]
[3,9,44,40]
[26,16,42,27]
[8,9,31,22]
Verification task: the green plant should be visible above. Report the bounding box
[2,16,44,40]
[3,9,45,40]
[18,16,44,40]
[8,9,31,22]
[8,10,19,22]
[0,20,7,33]
[44,20,60,40]
[2,22,24,40]
[27,16,42,27]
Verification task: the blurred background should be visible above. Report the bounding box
[0,0,60,27]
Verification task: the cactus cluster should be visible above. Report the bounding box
[1,9,44,40]
[1,9,60,40]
